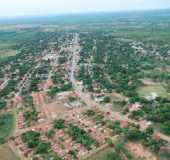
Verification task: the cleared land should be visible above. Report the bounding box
[0,49,17,58]
[0,144,20,160]
[138,83,169,98]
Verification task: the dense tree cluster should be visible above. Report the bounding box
[53,119,65,129]
[21,131,62,159]
[23,95,38,126]
[68,124,99,150]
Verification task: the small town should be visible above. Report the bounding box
[0,1,170,160]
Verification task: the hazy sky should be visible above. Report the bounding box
[0,0,170,17]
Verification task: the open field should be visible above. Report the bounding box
[85,147,113,160]
[0,144,20,160]
[0,49,17,58]
[0,114,14,144]
[138,83,169,98]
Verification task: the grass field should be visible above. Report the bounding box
[138,83,169,98]
[0,114,14,144]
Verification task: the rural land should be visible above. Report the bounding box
[0,10,170,160]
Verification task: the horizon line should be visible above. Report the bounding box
[0,7,170,20]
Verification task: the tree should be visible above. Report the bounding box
[124,128,145,141]
[35,142,51,154]
[102,96,111,103]
[46,129,55,138]
[160,122,170,135]
[48,86,60,98]
[53,119,65,129]
[68,124,98,150]
[21,131,40,148]
[107,151,123,160]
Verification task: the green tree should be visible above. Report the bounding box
[0,98,6,109]
[53,119,65,129]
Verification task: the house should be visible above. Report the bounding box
[139,120,152,131]
[129,102,142,112]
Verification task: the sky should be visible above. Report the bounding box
[0,0,170,18]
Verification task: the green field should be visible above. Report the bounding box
[0,114,14,144]
[138,83,169,98]
[0,42,17,50]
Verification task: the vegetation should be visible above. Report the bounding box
[0,114,14,144]
[23,95,38,126]
[53,119,65,129]
[0,98,6,110]
[68,124,99,150]
[0,10,170,160]
[123,126,166,154]
[21,131,62,159]
[138,83,169,98]
[58,56,67,64]
[46,129,55,138]
[68,96,77,102]
[48,83,72,98]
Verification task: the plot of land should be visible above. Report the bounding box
[0,49,17,58]
[85,147,113,160]
[0,144,20,160]
[126,142,157,160]
[138,83,169,98]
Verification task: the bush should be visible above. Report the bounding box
[35,142,51,154]
[46,129,55,138]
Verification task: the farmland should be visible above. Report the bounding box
[0,10,170,160]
